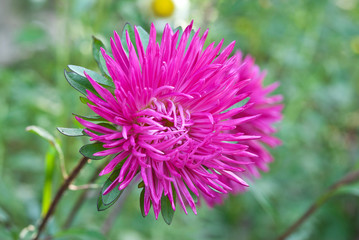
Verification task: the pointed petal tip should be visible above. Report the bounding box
[100,47,106,53]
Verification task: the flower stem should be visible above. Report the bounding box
[33,156,89,240]
[278,169,359,240]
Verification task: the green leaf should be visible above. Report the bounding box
[221,97,250,114]
[92,36,108,76]
[97,123,117,131]
[173,27,195,50]
[136,26,150,52]
[72,113,105,121]
[336,183,359,197]
[174,27,183,47]
[68,65,114,88]
[79,142,106,160]
[84,123,117,137]
[41,146,56,217]
[121,23,136,54]
[26,126,64,219]
[92,36,105,62]
[26,125,55,143]
[186,29,196,50]
[97,167,124,211]
[99,51,110,77]
[140,188,146,217]
[161,195,175,225]
[26,126,64,164]
[57,127,85,137]
[79,96,94,105]
[138,181,145,188]
[189,190,198,204]
[64,69,96,95]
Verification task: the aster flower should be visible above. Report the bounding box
[68,21,282,221]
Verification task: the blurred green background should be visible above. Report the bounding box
[1,0,359,239]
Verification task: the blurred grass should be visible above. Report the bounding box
[0,0,359,239]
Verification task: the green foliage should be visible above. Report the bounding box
[97,166,124,211]
[161,195,175,225]
[72,113,105,122]
[122,23,137,54]
[26,126,62,219]
[2,0,359,239]
[42,146,56,217]
[79,142,106,160]
[92,36,108,76]
[139,188,146,218]
[64,69,96,96]
[67,65,114,88]
[136,26,150,52]
[57,128,85,137]
[121,23,150,54]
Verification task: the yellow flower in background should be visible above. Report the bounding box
[137,0,190,31]
[152,0,175,18]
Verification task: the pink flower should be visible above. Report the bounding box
[76,21,282,218]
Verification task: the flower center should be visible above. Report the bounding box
[132,98,193,160]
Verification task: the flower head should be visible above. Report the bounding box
[76,21,282,218]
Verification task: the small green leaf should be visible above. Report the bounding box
[64,69,96,95]
[26,126,65,166]
[72,113,105,121]
[237,97,250,107]
[26,125,55,143]
[174,27,195,50]
[221,97,250,114]
[68,65,114,88]
[99,51,110,77]
[26,126,65,219]
[57,127,85,137]
[161,195,175,225]
[79,142,106,160]
[336,183,359,197]
[97,168,123,211]
[140,188,146,217]
[189,190,198,204]
[136,26,150,52]
[92,36,107,76]
[41,146,56,217]
[79,96,94,105]
[174,27,183,47]
[121,23,136,54]
[97,123,117,131]
[186,29,196,50]
[138,181,145,188]
[84,124,116,136]
[92,36,105,62]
